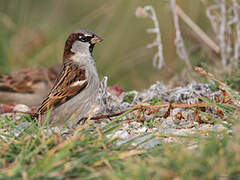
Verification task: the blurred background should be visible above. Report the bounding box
[0,1,223,90]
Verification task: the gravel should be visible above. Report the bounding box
[1,81,237,149]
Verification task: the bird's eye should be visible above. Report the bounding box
[79,36,92,42]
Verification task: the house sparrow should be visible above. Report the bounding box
[0,65,60,106]
[36,30,103,126]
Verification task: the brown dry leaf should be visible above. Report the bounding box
[163,104,172,118]
[221,89,232,104]
[175,112,183,120]
[194,110,202,123]
[216,108,224,119]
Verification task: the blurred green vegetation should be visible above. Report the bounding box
[0,0,214,90]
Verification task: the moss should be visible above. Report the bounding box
[144,118,157,128]
[123,93,136,104]
[149,97,162,105]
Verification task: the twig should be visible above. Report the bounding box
[194,66,239,98]
[77,102,214,124]
[4,100,232,126]
[2,102,214,122]
[176,5,220,54]
[77,111,127,124]
[194,66,229,90]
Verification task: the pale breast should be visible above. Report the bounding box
[48,56,99,126]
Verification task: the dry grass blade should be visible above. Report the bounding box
[194,66,236,95]
[176,5,220,54]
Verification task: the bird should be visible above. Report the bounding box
[0,65,60,106]
[36,29,103,126]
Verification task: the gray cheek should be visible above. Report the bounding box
[71,40,90,54]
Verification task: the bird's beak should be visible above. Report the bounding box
[91,36,103,44]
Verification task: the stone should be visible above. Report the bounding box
[13,104,31,112]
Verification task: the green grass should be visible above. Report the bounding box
[0,93,239,179]
[123,92,136,104]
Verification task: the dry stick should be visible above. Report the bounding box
[194,66,229,90]
[77,102,212,124]
[194,66,240,99]
[176,5,220,54]
[77,111,128,124]
[0,102,212,116]
[1,101,215,125]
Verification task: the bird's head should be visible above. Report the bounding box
[63,29,103,59]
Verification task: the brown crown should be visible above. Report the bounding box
[63,32,84,60]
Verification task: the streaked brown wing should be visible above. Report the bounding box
[0,74,33,93]
[0,66,59,93]
[37,63,88,114]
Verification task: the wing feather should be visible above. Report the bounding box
[37,63,88,114]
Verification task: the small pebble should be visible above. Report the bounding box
[107,130,129,139]
[138,126,147,133]
[13,104,31,112]
[213,124,227,132]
